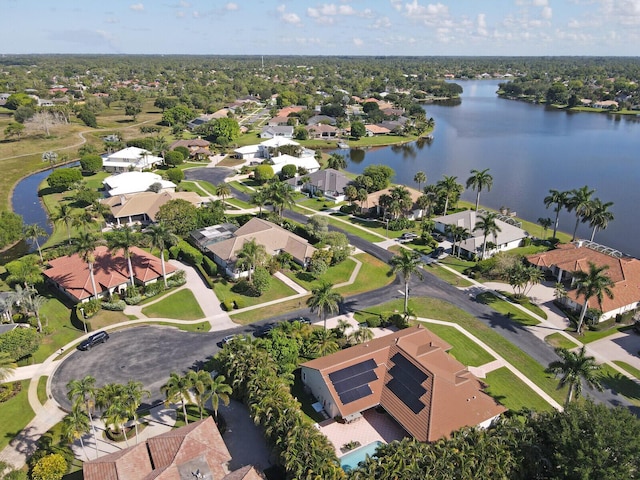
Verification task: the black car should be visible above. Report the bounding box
[431,246,445,258]
[254,323,276,338]
[78,331,109,351]
[288,316,312,325]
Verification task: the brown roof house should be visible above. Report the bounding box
[527,242,640,322]
[287,168,351,202]
[83,416,263,480]
[206,218,316,279]
[102,191,204,227]
[301,326,505,442]
[43,246,177,303]
[365,186,424,220]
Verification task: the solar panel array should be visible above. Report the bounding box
[386,353,428,414]
[329,359,378,405]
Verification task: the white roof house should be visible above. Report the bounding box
[103,172,176,197]
[102,147,164,173]
[270,153,320,175]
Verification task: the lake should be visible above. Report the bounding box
[339,80,640,257]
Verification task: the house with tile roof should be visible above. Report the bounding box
[433,210,529,259]
[83,416,263,480]
[301,325,505,442]
[365,186,424,220]
[101,191,204,227]
[43,246,177,303]
[286,168,351,202]
[305,123,339,139]
[527,242,640,321]
[206,218,316,278]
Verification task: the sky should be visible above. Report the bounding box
[1,0,639,56]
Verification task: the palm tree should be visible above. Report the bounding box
[62,405,91,460]
[573,262,614,334]
[162,372,193,424]
[102,393,132,447]
[74,232,100,300]
[566,185,595,241]
[389,185,413,218]
[413,171,426,191]
[266,181,295,216]
[25,294,46,332]
[537,217,553,239]
[66,375,99,458]
[587,198,614,242]
[208,374,232,421]
[436,175,462,215]
[390,249,424,313]
[474,212,502,260]
[121,380,150,444]
[350,325,374,345]
[52,203,74,244]
[327,153,347,170]
[24,224,47,263]
[145,223,177,288]
[6,255,42,289]
[251,189,269,216]
[466,168,493,212]
[545,346,603,407]
[106,225,141,287]
[357,188,368,213]
[543,189,569,240]
[0,352,17,383]
[448,225,470,257]
[307,281,343,330]
[216,183,232,205]
[310,328,340,357]
[236,238,268,282]
[187,370,213,420]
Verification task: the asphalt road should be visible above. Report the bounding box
[184,166,236,186]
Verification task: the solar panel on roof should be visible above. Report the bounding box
[333,370,377,395]
[329,359,377,384]
[386,353,428,414]
[390,353,428,383]
[329,359,378,405]
[339,385,373,405]
[386,378,425,414]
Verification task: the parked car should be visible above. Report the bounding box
[254,323,276,338]
[78,331,109,351]
[431,247,445,258]
[288,316,312,325]
[222,334,237,344]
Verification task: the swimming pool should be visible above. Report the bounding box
[340,441,384,471]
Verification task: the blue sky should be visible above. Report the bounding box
[2,0,639,56]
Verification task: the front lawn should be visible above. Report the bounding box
[141,289,205,320]
[476,292,541,326]
[485,367,554,412]
[424,263,473,287]
[231,296,311,325]
[544,333,579,350]
[283,258,356,292]
[498,291,548,319]
[336,253,395,296]
[421,323,495,367]
[613,360,640,380]
[598,364,640,407]
[438,256,476,275]
[213,275,297,310]
[325,215,383,243]
[569,323,633,344]
[0,380,34,451]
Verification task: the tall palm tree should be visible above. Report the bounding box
[106,225,141,287]
[390,249,424,313]
[573,262,614,334]
[0,352,17,383]
[62,405,91,460]
[251,189,269,216]
[448,225,470,257]
[236,238,268,282]
[208,374,232,421]
[544,189,569,240]
[357,188,369,214]
[187,370,213,420]
[466,168,493,212]
[24,224,47,263]
[307,281,343,330]
[66,375,99,458]
[389,185,413,218]
[546,346,603,407]
[216,183,232,205]
[566,185,595,241]
[53,203,75,244]
[474,212,502,260]
[436,175,462,215]
[266,181,295,216]
[310,328,340,357]
[413,171,426,191]
[74,232,100,300]
[587,198,614,242]
[121,380,150,444]
[537,217,553,239]
[25,294,46,332]
[162,372,193,424]
[145,223,177,288]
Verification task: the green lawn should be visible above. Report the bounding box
[141,289,205,320]
[598,364,640,407]
[544,333,579,350]
[439,256,476,275]
[613,361,640,380]
[354,297,567,405]
[224,197,255,209]
[139,321,211,332]
[37,376,48,406]
[423,263,473,287]
[336,253,395,296]
[298,197,344,212]
[283,258,356,291]
[325,216,383,243]
[0,380,34,451]
[228,180,256,194]
[485,367,554,412]
[214,275,297,309]
[476,292,541,326]
[422,323,495,367]
[231,295,311,325]
[498,291,548,319]
[179,181,209,197]
[569,324,632,344]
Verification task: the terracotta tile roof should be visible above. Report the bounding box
[364,124,391,135]
[43,246,177,302]
[103,191,202,223]
[84,417,239,480]
[527,244,640,313]
[277,106,305,117]
[222,466,264,480]
[301,326,505,442]
[366,186,422,210]
[169,139,211,150]
[207,218,316,266]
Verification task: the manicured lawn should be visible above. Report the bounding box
[422,323,495,367]
[439,256,476,275]
[224,197,255,209]
[423,263,473,287]
[217,156,245,167]
[139,321,211,332]
[141,289,205,320]
[336,253,395,296]
[613,361,640,380]
[37,376,48,406]
[0,380,34,451]
[498,291,548,319]
[228,180,256,194]
[283,258,356,291]
[231,295,311,325]
[325,216,382,243]
[298,197,344,212]
[569,324,632,344]
[485,367,554,412]
[179,181,209,197]
[214,275,297,309]
[354,297,567,405]
[544,332,579,350]
[476,292,541,326]
[598,364,640,407]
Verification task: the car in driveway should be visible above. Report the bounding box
[78,331,109,351]
[287,316,311,325]
[431,246,445,258]
[398,232,418,243]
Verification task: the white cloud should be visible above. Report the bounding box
[226,3,238,11]
[541,6,552,19]
[176,11,184,18]
[477,13,488,36]
[192,10,200,18]
[403,1,449,25]
[373,16,392,28]
[533,0,548,6]
[179,1,190,7]
[353,37,363,46]
[129,3,144,11]
[390,0,403,11]
[277,5,302,25]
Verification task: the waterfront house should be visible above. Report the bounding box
[260,125,294,139]
[103,172,176,197]
[286,168,350,202]
[101,191,204,227]
[102,147,163,173]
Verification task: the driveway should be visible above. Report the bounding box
[184,167,236,185]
